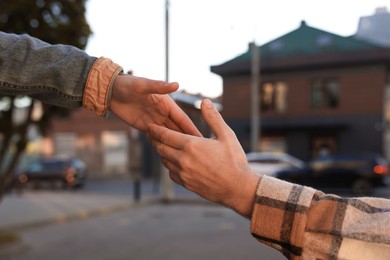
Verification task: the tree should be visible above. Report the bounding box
[0,0,92,199]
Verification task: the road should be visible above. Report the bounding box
[0,178,285,260]
[1,178,389,260]
[2,202,285,260]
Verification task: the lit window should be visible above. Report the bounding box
[260,81,288,112]
[310,79,339,108]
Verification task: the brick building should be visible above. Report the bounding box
[211,20,390,161]
[42,108,136,177]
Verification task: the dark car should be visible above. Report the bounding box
[15,158,88,189]
[275,153,389,196]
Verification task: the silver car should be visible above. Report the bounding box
[246,152,305,176]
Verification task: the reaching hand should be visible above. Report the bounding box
[109,74,202,136]
[148,99,260,217]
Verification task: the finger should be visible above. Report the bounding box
[201,99,230,139]
[150,135,185,165]
[169,171,183,186]
[150,94,201,137]
[166,102,202,137]
[161,158,180,173]
[160,158,183,186]
[161,118,184,133]
[131,74,179,95]
[148,123,192,150]
[146,80,179,95]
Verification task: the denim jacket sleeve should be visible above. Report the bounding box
[0,31,123,117]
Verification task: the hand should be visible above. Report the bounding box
[109,74,201,136]
[148,99,260,218]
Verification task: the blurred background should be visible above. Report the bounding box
[0,0,390,259]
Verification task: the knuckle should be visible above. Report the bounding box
[183,139,196,152]
[159,130,170,144]
[161,158,169,168]
[156,143,165,157]
[177,156,186,168]
[179,157,192,170]
[159,132,166,143]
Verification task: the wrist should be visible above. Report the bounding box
[230,169,261,218]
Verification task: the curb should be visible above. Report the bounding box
[0,195,213,232]
[0,241,29,258]
[1,197,158,232]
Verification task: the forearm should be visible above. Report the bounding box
[250,176,390,259]
[0,32,122,116]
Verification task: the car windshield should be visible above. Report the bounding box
[28,162,43,172]
[71,160,85,169]
[27,159,68,172]
[44,161,65,169]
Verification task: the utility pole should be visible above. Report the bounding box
[161,0,174,202]
[250,42,260,152]
[383,75,390,162]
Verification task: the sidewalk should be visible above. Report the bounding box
[0,178,205,232]
[0,189,152,231]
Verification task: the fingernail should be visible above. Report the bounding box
[203,99,213,108]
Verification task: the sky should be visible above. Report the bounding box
[85,0,390,98]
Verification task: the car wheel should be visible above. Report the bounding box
[60,181,69,190]
[33,182,40,190]
[50,180,62,190]
[351,178,372,196]
[73,182,85,189]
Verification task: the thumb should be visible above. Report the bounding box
[201,99,230,139]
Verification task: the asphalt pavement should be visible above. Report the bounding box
[1,201,285,260]
[0,179,286,260]
[1,178,389,259]
[0,180,285,260]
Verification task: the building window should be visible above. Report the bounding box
[311,136,338,158]
[54,132,76,157]
[261,81,288,112]
[259,136,287,153]
[311,79,339,108]
[102,131,128,175]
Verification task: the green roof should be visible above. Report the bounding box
[229,21,380,62]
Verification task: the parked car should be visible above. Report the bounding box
[15,158,88,189]
[275,153,389,196]
[246,152,305,176]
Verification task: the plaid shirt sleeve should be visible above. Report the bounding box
[250,176,390,259]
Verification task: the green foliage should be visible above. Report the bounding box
[0,0,92,48]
